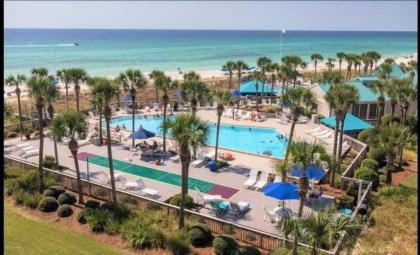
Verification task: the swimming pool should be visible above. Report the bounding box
[110,115,288,158]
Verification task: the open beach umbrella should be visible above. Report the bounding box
[129,126,155,140]
[230,90,241,97]
[290,164,326,181]
[261,181,299,200]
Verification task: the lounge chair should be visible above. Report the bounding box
[242,111,252,120]
[169,154,180,162]
[243,169,259,187]
[120,176,159,196]
[222,109,233,117]
[257,114,267,122]
[273,176,282,182]
[152,102,160,112]
[229,201,251,217]
[305,126,322,134]
[191,151,207,167]
[15,143,30,149]
[296,116,310,124]
[314,131,333,139]
[263,204,279,223]
[254,171,269,189]
[310,129,329,137]
[195,187,222,205]
[21,149,39,158]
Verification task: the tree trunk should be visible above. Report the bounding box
[105,111,118,204]
[336,118,346,169]
[255,85,259,112]
[191,99,198,117]
[398,105,409,168]
[229,73,232,90]
[75,84,80,112]
[215,113,222,160]
[385,153,394,184]
[284,115,297,163]
[48,105,59,169]
[70,142,84,204]
[99,113,103,145]
[330,117,340,186]
[178,144,191,230]
[390,101,396,121]
[314,62,317,77]
[65,83,69,111]
[131,91,136,147]
[338,61,342,73]
[37,98,44,193]
[292,235,298,255]
[377,99,385,126]
[155,87,159,104]
[16,88,24,141]
[162,94,169,152]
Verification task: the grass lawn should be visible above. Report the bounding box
[4,200,134,255]
[402,172,417,189]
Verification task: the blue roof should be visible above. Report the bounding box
[374,63,407,79]
[319,80,387,102]
[356,76,379,82]
[320,113,373,133]
[239,80,282,95]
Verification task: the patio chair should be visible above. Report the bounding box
[194,187,222,205]
[222,108,233,117]
[242,111,252,120]
[254,171,269,189]
[263,204,278,223]
[169,154,180,162]
[243,169,259,187]
[305,125,322,134]
[21,149,39,159]
[296,116,310,124]
[152,102,160,112]
[229,201,251,217]
[15,143,30,149]
[314,131,333,139]
[18,146,36,155]
[256,114,267,122]
[310,129,329,137]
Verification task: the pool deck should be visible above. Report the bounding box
[5,109,336,235]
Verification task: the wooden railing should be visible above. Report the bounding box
[4,155,334,254]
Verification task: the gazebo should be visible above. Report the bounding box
[239,80,282,96]
[320,113,373,134]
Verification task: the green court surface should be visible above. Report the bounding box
[84,155,215,193]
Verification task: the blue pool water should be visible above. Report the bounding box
[110,116,288,158]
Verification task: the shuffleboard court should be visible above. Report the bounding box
[78,153,238,198]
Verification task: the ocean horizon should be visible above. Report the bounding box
[5,28,418,77]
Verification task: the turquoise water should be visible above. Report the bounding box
[5,29,417,76]
[110,116,288,158]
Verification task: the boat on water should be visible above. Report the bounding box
[74,42,79,46]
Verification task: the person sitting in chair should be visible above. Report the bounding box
[152,141,158,150]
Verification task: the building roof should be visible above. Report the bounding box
[320,113,373,133]
[239,80,282,95]
[356,76,379,82]
[319,80,386,102]
[374,63,408,79]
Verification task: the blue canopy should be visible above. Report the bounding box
[320,113,373,133]
[290,164,326,181]
[129,126,155,139]
[262,182,299,200]
[239,80,282,95]
[230,90,241,97]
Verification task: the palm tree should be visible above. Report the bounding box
[370,80,387,126]
[56,69,72,111]
[384,79,399,121]
[288,141,326,218]
[325,58,335,71]
[320,71,343,86]
[152,71,178,152]
[282,87,317,162]
[235,60,249,90]
[119,69,148,147]
[282,55,303,88]
[112,77,123,111]
[31,67,49,78]
[275,160,289,182]
[367,51,382,71]
[149,70,164,103]
[379,124,415,184]
[278,64,292,97]
[396,78,417,127]
[164,114,208,229]
[45,80,60,169]
[344,54,355,80]
[248,71,265,112]
[282,206,361,255]
[90,77,119,203]
[353,54,362,74]
[310,53,323,77]
[361,53,372,75]
[211,89,231,160]
[88,78,105,145]
[269,62,279,103]
[376,62,393,79]
[68,68,88,112]
[27,75,53,193]
[335,84,360,173]
[336,52,346,73]
[223,61,237,90]
[5,74,26,140]
[51,111,88,204]
[181,71,209,117]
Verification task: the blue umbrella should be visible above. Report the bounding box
[175,92,183,98]
[262,182,299,200]
[290,164,326,181]
[129,126,155,140]
[230,90,241,97]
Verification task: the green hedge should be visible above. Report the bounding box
[38,197,59,212]
[361,158,379,172]
[43,155,56,169]
[57,192,77,205]
[169,194,194,209]
[187,224,213,247]
[213,235,238,255]
[167,231,190,255]
[57,205,73,217]
[355,167,380,190]
[367,147,388,167]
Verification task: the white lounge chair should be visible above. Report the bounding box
[169,154,180,162]
[242,111,252,120]
[15,143,30,149]
[297,116,310,124]
[306,126,322,134]
[257,114,267,122]
[21,149,39,158]
[254,171,269,189]
[119,176,159,196]
[195,187,222,205]
[310,129,329,136]
[152,102,160,112]
[222,109,233,117]
[243,169,259,187]
[314,131,333,139]
[273,176,282,183]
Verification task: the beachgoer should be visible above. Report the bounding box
[122,124,126,129]
[152,141,158,150]
[115,125,121,132]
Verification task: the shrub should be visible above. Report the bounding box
[334,195,355,209]
[85,199,100,209]
[18,171,39,191]
[49,186,66,196]
[85,209,114,232]
[43,155,56,169]
[100,203,131,222]
[77,208,93,224]
[361,158,379,172]
[4,167,26,179]
[355,167,380,190]
[104,220,120,235]
[57,192,77,205]
[367,147,387,167]
[7,132,17,138]
[358,128,380,146]
[169,194,194,209]
[43,189,57,198]
[4,178,21,196]
[167,231,190,255]
[238,246,261,255]
[57,205,73,217]
[121,220,166,249]
[187,224,213,247]
[43,176,57,188]
[378,185,416,199]
[100,202,117,211]
[14,190,26,205]
[213,235,238,255]
[22,193,43,209]
[38,196,59,212]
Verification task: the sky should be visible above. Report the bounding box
[4,1,418,31]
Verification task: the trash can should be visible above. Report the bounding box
[208,160,217,172]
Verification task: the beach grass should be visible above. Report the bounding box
[4,200,134,255]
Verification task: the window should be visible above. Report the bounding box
[368,104,377,119]
[359,104,368,119]
[352,104,360,116]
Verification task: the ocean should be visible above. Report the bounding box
[4,29,418,77]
